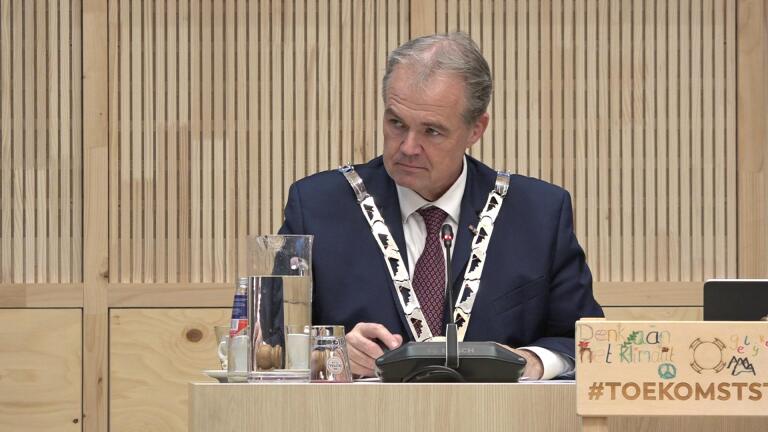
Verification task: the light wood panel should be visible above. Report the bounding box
[107,0,409,283]
[110,308,230,432]
[0,309,82,431]
[738,0,768,278]
[434,0,739,282]
[0,0,83,284]
[602,306,702,321]
[189,382,768,432]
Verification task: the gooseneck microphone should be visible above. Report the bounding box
[375,223,527,383]
[441,224,459,369]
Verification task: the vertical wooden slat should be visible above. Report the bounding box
[458,0,468,33]
[468,0,481,161]
[189,0,201,281]
[259,0,271,234]
[609,0,621,280]
[597,0,610,281]
[317,0,328,173]
[271,0,283,234]
[352,0,365,162]
[668,0,680,281]
[621,0,633,280]
[725,0,736,277]
[11,0,22,283]
[690,0,702,281]
[679,0,691,280]
[656,0,669,281]
[225,0,236,279]
[410,0,435,36]
[247,0,259,239]
[504,0,515,174]
[306,0,318,176]
[551,0,563,187]
[435,0,446,32]
[108,0,119,284]
[283,0,295,236]
[178,0,190,282]
[71,0,82,283]
[737,0,768,277]
[702,0,714,279]
[632,0,644,280]
[562,0,575,204]
[48,0,60,283]
[494,0,506,171]
[644,0,656,281]
[363,0,375,162]
[42,0,59,283]
[213,0,225,281]
[329,0,340,167]
[167,0,179,283]
[375,0,386,156]
[119,0,131,282]
[155,0,168,282]
[447,0,458,31]
[235,0,247,276]
[131,0,143,282]
[200,0,212,282]
[713,0,726,278]
[529,0,540,178]
[0,0,11,282]
[340,0,351,165]
[144,0,156,283]
[23,0,34,282]
[516,0,527,174]
[61,0,73,283]
[574,0,586,253]
[36,0,48,283]
[586,0,598,277]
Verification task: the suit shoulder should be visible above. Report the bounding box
[290,157,384,198]
[507,174,569,206]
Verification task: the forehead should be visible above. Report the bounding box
[386,66,466,122]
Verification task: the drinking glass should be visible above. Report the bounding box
[310,325,352,383]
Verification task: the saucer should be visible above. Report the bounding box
[203,369,228,383]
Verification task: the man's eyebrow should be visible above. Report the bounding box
[384,107,400,117]
[423,120,449,132]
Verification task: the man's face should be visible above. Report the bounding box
[382,65,489,201]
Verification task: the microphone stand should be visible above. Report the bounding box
[441,224,459,369]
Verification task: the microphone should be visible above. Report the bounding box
[441,224,459,369]
[375,223,527,383]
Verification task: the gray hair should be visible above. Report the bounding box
[382,32,492,124]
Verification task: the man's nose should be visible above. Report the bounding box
[400,131,421,155]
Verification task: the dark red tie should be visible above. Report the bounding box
[412,206,449,336]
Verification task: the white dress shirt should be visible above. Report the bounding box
[394,157,573,380]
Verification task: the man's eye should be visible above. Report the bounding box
[426,128,440,136]
[390,119,404,128]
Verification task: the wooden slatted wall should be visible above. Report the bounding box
[107,0,740,285]
[107,0,409,283]
[434,0,738,282]
[0,0,83,284]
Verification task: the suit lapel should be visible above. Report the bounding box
[450,158,495,291]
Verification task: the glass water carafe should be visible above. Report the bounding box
[228,235,313,382]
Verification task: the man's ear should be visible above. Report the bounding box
[466,112,490,149]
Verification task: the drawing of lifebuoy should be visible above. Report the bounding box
[689,337,726,374]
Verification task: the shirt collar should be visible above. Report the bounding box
[396,157,466,224]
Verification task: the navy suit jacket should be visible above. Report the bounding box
[279,155,603,359]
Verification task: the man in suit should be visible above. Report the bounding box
[279,32,603,379]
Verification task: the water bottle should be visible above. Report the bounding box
[227,277,250,382]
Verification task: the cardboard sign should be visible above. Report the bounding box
[576,320,768,416]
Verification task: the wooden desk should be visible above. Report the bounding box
[188,382,768,432]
